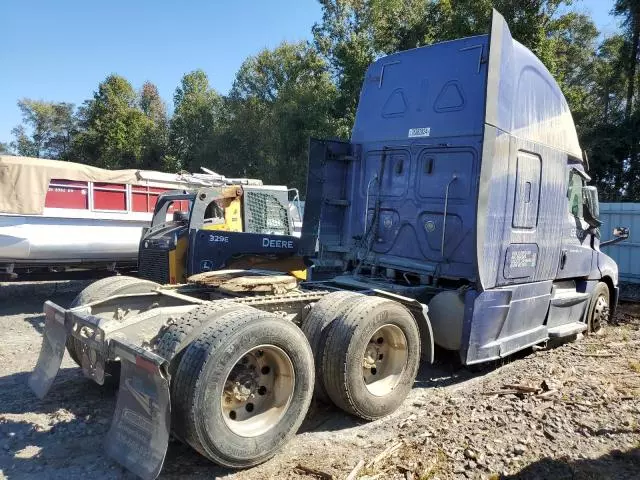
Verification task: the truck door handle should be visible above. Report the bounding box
[560,250,567,269]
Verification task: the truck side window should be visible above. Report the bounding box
[567,172,583,218]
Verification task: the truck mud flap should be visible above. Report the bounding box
[28,301,72,399]
[105,338,170,480]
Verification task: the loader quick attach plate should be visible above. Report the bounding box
[105,338,170,480]
[28,301,73,399]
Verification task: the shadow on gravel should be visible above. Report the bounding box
[0,367,124,478]
[21,313,46,335]
[0,369,118,416]
[0,350,510,479]
[0,365,234,479]
[0,293,76,316]
[0,293,554,478]
[297,347,539,434]
[504,447,640,479]
[1,293,76,335]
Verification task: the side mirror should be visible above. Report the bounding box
[582,186,601,228]
[601,226,630,247]
[613,227,629,239]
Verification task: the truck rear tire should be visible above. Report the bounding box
[154,302,256,378]
[300,291,364,403]
[322,296,420,420]
[66,276,160,372]
[586,282,610,333]
[155,303,260,443]
[172,309,314,468]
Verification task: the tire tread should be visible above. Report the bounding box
[172,309,275,453]
[322,297,420,420]
[322,296,388,418]
[300,291,364,402]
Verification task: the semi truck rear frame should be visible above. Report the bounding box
[30,275,431,478]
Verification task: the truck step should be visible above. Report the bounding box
[547,322,587,338]
[550,291,590,307]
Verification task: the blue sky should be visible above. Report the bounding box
[0,0,621,145]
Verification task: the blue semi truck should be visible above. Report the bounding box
[29,10,628,479]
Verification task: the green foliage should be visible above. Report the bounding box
[0,141,11,155]
[313,1,593,135]
[579,35,628,198]
[578,0,640,200]
[72,75,149,169]
[169,70,222,172]
[610,0,640,198]
[139,82,169,170]
[10,125,36,157]
[10,99,76,159]
[313,1,378,136]
[221,41,339,188]
[613,0,640,118]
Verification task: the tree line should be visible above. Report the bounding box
[1,0,639,200]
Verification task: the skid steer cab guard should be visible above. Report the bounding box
[138,185,306,284]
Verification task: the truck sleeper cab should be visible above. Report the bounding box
[302,9,627,364]
[28,10,627,480]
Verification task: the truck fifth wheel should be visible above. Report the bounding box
[29,10,628,479]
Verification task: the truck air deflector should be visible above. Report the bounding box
[476,10,585,291]
[309,32,489,277]
[484,10,582,158]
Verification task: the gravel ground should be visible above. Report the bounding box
[0,293,638,479]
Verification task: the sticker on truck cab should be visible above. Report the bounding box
[504,243,538,279]
[408,127,431,138]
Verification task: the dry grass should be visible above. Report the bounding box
[418,448,448,480]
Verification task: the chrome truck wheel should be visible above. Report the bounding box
[586,282,610,333]
[322,296,420,420]
[222,345,295,437]
[171,309,314,468]
[362,324,408,397]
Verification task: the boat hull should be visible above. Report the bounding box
[0,215,145,267]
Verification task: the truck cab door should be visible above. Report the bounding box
[556,168,593,279]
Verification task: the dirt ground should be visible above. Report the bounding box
[0,292,638,480]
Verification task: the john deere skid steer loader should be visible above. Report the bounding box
[138,184,306,284]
